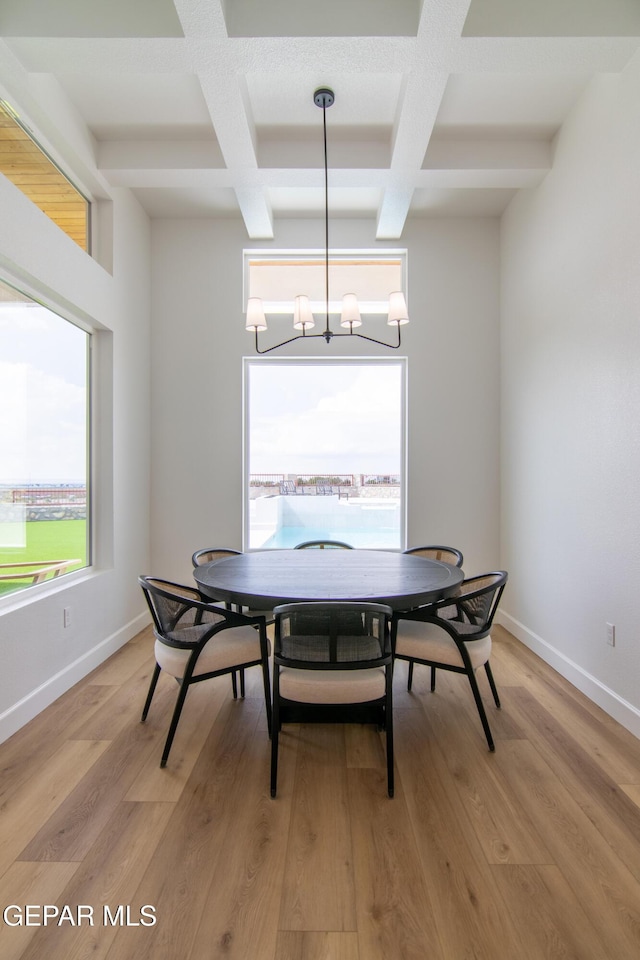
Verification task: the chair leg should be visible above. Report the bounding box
[261,659,272,738]
[270,727,279,798]
[160,679,191,768]
[484,661,501,707]
[270,674,280,797]
[231,670,238,699]
[430,665,436,692]
[239,668,246,698]
[467,668,495,752]
[385,674,394,798]
[141,663,161,721]
[407,660,414,691]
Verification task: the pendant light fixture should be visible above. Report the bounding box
[246,88,409,353]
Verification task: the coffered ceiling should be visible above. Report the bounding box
[1,0,638,239]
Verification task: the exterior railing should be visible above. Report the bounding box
[361,474,400,486]
[294,475,354,487]
[249,474,284,487]
[247,474,400,500]
[3,485,86,504]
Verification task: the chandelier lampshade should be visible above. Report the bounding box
[293,294,315,330]
[387,291,409,327]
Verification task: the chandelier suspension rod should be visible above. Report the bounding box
[322,96,331,342]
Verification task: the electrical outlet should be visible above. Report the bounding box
[606,622,615,647]
[63,607,71,628]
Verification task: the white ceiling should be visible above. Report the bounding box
[1,0,639,239]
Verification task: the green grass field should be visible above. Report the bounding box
[0,520,87,596]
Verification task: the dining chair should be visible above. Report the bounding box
[139,576,272,767]
[403,545,464,566]
[400,545,464,618]
[192,546,241,567]
[271,601,394,797]
[391,571,507,751]
[191,547,248,696]
[294,540,353,549]
[192,546,274,696]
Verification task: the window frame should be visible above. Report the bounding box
[242,355,407,552]
[0,274,94,604]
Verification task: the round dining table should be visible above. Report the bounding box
[193,549,463,612]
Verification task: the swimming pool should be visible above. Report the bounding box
[262,524,401,549]
[249,494,401,550]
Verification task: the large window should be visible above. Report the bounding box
[0,280,90,597]
[244,359,406,550]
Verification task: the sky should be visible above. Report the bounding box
[0,301,88,484]
[247,360,403,477]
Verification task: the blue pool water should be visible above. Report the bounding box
[262,524,401,550]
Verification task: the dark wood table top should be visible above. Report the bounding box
[193,549,464,612]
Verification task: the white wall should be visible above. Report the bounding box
[0,172,152,740]
[500,57,640,736]
[150,216,501,583]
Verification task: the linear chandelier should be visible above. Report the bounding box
[245,88,409,354]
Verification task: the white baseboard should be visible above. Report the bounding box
[497,610,640,740]
[0,611,151,745]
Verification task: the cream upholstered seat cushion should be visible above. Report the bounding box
[155,624,267,679]
[394,619,492,669]
[279,665,386,704]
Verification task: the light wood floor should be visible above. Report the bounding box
[1,623,640,960]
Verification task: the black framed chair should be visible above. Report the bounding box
[192,546,274,695]
[403,544,463,567]
[192,546,241,568]
[139,576,272,767]
[401,546,464,618]
[294,540,353,549]
[271,601,394,798]
[391,571,507,751]
[192,547,248,696]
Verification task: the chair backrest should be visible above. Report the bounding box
[404,545,463,567]
[139,576,209,637]
[447,571,507,634]
[192,547,241,568]
[294,540,353,550]
[274,601,392,668]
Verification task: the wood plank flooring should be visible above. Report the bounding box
[1,623,639,960]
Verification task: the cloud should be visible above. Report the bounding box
[249,364,402,474]
[0,360,87,481]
